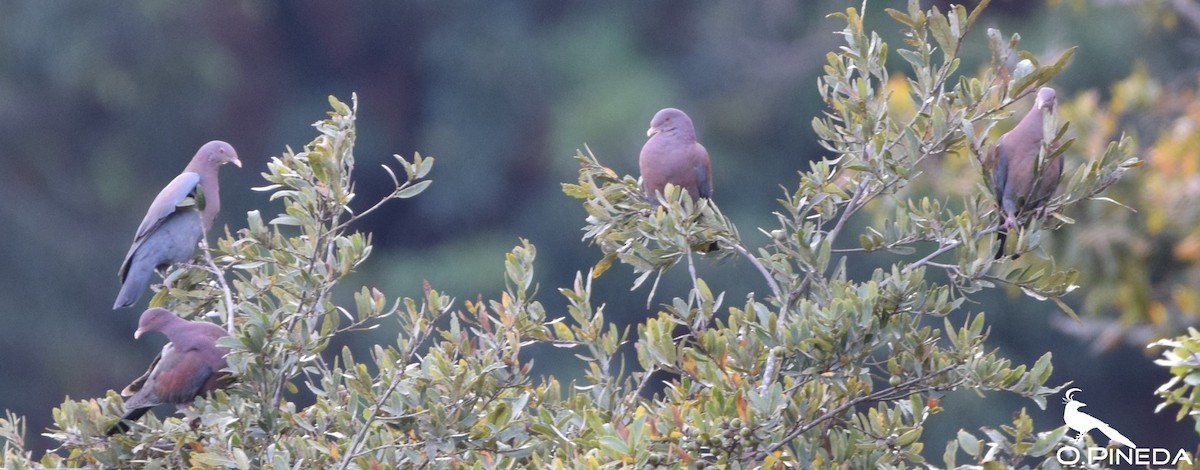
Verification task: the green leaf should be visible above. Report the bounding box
[885,8,913,28]
[957,429,980,456]
[965,0,991,29]
[598,435,630,457]
[1052,297,1081,323]
[1028,426,1069,456]
[395,179,433,199]
[927,8,955,56]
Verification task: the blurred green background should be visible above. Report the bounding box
[1,0,1195,456]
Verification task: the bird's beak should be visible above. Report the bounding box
[647,127,659,138]
[134,328,145,339]
[231,157,243,168]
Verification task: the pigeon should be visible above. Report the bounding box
[114,141,240,309]
[639,108,713,205]
[106,308,230,435]
[990,87,1062,258]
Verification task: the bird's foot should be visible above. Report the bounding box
[158,268,176,291]
[1001,214,1019,231]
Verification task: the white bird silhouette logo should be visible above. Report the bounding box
[1062,388,1135,448]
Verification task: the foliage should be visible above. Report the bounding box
[1137,76,1200,434]
[564,0,1140,467]
[0,2,1173,469]
[908,50,1200,433]
[1152,329,1200,435]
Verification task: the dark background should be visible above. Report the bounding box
[0,0,1194,457]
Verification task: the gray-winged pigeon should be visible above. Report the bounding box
[639,108,713,205]
[114,141,240,309]
[990,87,1062,259]
[107,308,230,435]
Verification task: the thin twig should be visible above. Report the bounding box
[332,191,396,233]
[339,304,445,469]
[645,269,664,309]
[905,240,961,274]
[630,364,662,405]
[721,237,783,303]
[757,364,958,459]
[333,166,429,233]
[758,347,778,396]
[337,365,406,469]
[685,248,700,317]
[199,237,236,334]
[826,185,865,249]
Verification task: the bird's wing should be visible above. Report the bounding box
[124,343,213,410]
[1028,145,1064,209]
[134,172,201,242]
[118,172,200,279]
[990,142,1010,213]
[120,344,171,397]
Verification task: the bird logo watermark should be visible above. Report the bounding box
[1055,388,1192,466]
[1063,387,1135,447]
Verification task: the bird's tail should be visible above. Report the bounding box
[105,407,151,436]
[1098,424,1136,448]
[113,267,151,309]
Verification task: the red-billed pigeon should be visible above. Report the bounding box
[639,108,713,205]
[990,87,1062,258]
[114,141,241,309]
[107,308,230,435]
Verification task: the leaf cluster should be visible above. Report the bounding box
[0,1,1168,468]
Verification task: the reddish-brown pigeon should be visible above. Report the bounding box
[990,87,1062,258]
[639,108,713,205]
[107,308,230,435]
[114,141,241,309]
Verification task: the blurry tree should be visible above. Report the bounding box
[1044,51,1200,440]
[0,1,1174,468]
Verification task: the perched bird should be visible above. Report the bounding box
[1062,388,1136,448]
[990,87,1062,259]
[639,108,713,205]
[114,141,241,309]
[107,308,230,436]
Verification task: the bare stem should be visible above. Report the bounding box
[338,365,407,469]
[720,237,783,304]
[757,364,958,459]
[826,185,865,248]
[200,237,236,334]
[685,248,699,309]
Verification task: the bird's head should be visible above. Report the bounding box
[199,140,242,169]
[1035,87,1057,112]
[1063,387,1086,406]
[135,307,179,339]
[647,108,693,138]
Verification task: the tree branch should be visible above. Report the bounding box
[756,364,958,460]
[720,237,783,304]
[200,237,236,334]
